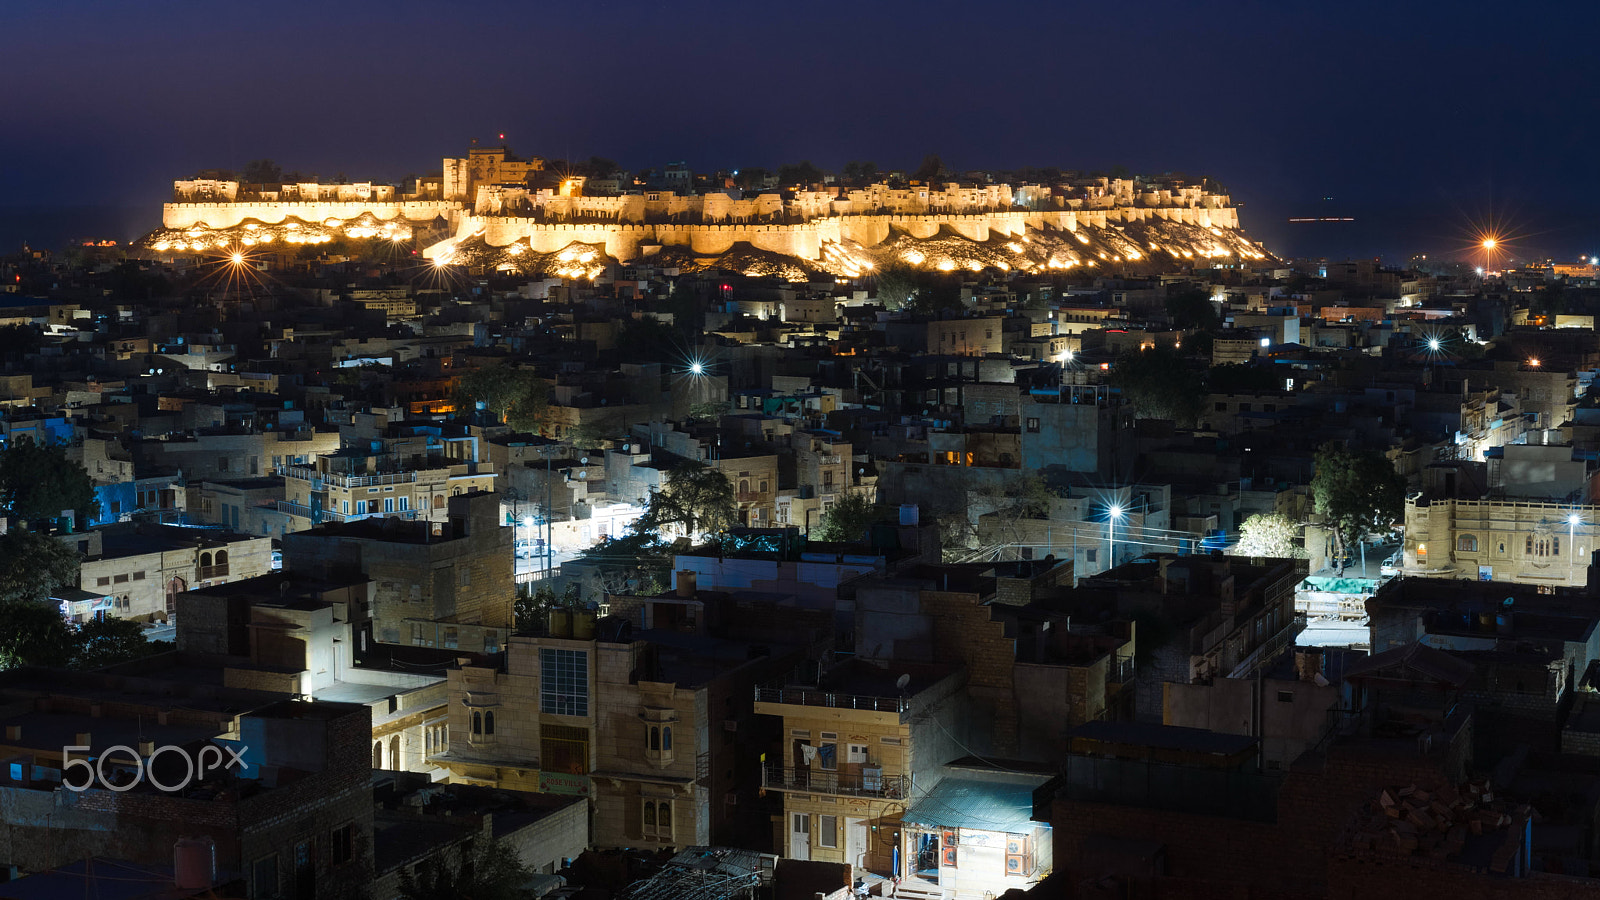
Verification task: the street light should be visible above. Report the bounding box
[1107,504,1125,570]
[1482,238,1497,274]
[1570,513,1582,569]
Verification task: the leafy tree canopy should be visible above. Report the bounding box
[1165,287,1220,331]
[0,527,81,604]
[814,492,879,542]
[399,837,534,900]
[0,436,99,528]
[1109,346,1204,426]
[1233,512,1306,559]
[635,463,736,539]
[777,161,824,186]
[1311,443,1406,557]
[453,362,548,433]
[913,154,947,182]
[74,617,171,669]
[240,159,283,184]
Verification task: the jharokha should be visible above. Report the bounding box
[142,143,1271,281]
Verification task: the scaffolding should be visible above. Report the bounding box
[622,847,776,900]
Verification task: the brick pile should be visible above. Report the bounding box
[1344,777,1537,873]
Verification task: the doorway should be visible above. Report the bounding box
[846,817,867,870]
[790,812,810,861]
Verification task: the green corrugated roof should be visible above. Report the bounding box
[901,778,1039,833]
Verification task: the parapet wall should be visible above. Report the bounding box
[162,200,458,230]
[447,206,1240,263]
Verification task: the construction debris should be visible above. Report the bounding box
[1343,777,1538,871]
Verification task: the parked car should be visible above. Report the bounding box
[1380,553,1401,576]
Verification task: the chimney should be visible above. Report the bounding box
[676,570,697,597]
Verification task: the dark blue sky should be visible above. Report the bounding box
[3,0,1597,262]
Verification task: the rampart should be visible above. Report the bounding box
[162,200,458,230]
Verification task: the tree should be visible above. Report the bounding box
[1109,346,1204,426]
[240,159,283,184]
[1165,287,1220,331]
[815,492,879,542]
[453,362,545,431]
[1311,443,1406,566]
[635,463,736,539]
[841,161,879,185]
[574,531,670,597]
[74,617,170,669]
[514,582,581,633]
[579,156,618,179]
[777,161,823,187]
[972,475,1054,547]
[1233,512,1306,559]
[0,527,82,604]
[399,836,534,900]
[872,263,919,310]
[0,600,75,671]
[913,154,946,182]
[0,436,99,528]
[733,168,771,192]
[0,324,42,360]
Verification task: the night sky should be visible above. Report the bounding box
[4,0,1596,263]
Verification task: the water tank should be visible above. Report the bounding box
[174,836,215,890]
[572,610,597,640]
[899,504,919,526]
[548,609,572,638]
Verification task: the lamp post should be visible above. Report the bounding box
[1107,503,1125,572]
[1570,513,1582,575]
[521,516,535,580]
[1482,238,1496,275]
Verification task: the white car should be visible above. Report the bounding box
[1379,554,1400,576]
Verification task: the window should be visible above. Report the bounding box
[1215,402,1228,412]
[663,726,672,751]
[848,743,869,764]
[113,574,128,584]
[472,711,483,735]
[96,576,110,587]
[818,815,838,848]
[1458,534,1479,553]
[1277,690,1294,703]
[542,724,589,775]
[384,497,394,513]
[330,823,355,865]
[484,711,495,735]
[356,500,368,515]
[649,727,660,751]
[817,742,838,771]
[461,569,471,587]
[443,627,458,649]
[253,855,278,897]
[1026,417,1040,433]
[540,649,589,716]
[643,800,672,839]
[399,496,409,511]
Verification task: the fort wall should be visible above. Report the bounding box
[162,200,457,230]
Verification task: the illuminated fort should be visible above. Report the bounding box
[146,144,1271,280]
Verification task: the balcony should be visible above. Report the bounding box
[736,491,773,504]
[279,464,418,489]
[754,685,906,714]
[276,500,349,523]
[762,764,909,799]
[195,565,229,581]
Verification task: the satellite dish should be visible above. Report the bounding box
[580,457,589,465]
[895,673,911,691]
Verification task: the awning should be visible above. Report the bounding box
[901,778,1041,833]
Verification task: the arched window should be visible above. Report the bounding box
[472,711,482,735]
[484,711,495,735]
[663,726,672,752]
[390,735,400,769]
[739,480,749,494]
[658,801,671,831]
[643,802,656,829]
[200,552,212,568]
[373,742,383,769]
[1457,534,1479,553]
[649,726,660,751]
[216,550,228,566]
[1527,535,1534,555]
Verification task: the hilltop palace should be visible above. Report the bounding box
[145,143,1269,280]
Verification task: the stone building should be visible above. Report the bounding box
[0,669,375,900]
[75,523,273,624]
[1402,496,1600,587]
[753,659,968,874]
[283,490,513,652]
[278,442,495,530]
